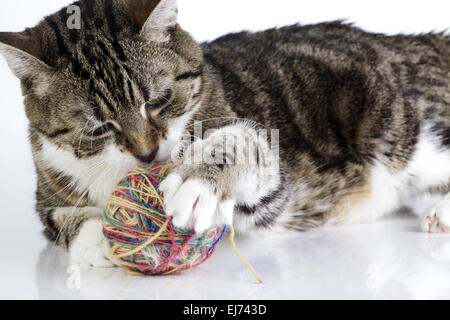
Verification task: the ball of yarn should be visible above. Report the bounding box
[103,163,227,276]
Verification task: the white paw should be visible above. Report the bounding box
[70,219,120,268]
[421,199,450,233]
[159,173,234,232]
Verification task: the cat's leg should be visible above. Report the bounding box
[159,123,288,233]
[421,193,450,233]
[38,207,120,267]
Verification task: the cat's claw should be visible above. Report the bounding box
[160,173,234,232]
[421,198,450,233]
[69,219,120,268]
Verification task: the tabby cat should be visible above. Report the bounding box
[0,0,449,267]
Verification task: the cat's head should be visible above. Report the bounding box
[0,0,203,167]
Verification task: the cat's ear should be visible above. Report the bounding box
[0,29,52,81]
[125,0,178,43]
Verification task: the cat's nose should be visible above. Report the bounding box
[136,147,159,163]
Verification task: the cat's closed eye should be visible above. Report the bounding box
[145,89,173,120]
[89,122,117,137]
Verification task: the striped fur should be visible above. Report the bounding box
[0,0,449,265]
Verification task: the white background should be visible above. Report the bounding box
[0,0,449,300]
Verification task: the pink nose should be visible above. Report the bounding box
[136,147,159,163]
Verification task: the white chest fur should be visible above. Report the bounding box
[38,137,140,208]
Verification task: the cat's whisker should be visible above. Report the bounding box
[55,160,108,201]
[53,166,113,246]
[41,159,108,203]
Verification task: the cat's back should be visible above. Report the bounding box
[203,21,450,74]
[202,21,449,123]
[202,21,450,173]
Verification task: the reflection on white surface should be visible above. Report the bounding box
[17,211,448,299]
[0,168,449,300]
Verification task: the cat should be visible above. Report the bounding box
[0,0,449,268]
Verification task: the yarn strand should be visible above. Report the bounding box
[229,225,263,284]
[110,218,170,259]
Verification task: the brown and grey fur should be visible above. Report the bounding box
[0,0,449,265]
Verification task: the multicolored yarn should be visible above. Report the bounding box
[103,163,227,276]
[103,163,262,283]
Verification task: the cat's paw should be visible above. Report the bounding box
[159,170,235,232]
[70,219,120,268]
[421,198,450,233]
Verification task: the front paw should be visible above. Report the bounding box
[159,168,235,232]
[70,219,120,268]
[421,204,450,233]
